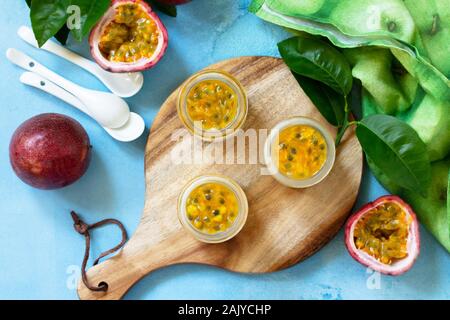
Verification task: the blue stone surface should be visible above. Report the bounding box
[0,0,448,299]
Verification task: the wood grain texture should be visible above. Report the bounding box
[78,56,363,300]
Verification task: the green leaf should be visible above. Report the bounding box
[25,0,69,44]
[147,0,177,17]
[30,0,70,47]
[293,74,345,127]
[356,114,431,195]
[69,0,110,42]
[278,36,353,95]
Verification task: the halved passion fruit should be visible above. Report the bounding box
[345,195,420,275]
[90,0,168,73]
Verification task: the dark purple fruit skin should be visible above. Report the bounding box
[9,113,92,190]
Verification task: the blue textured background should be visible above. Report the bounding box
[1,0,448,300]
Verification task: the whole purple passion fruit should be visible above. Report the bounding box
[9,113,92,190]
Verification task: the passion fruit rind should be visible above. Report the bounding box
[345,195,420,276]
[90,0,168,73]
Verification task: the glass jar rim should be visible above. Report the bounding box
[264,116,336,188]
[177,70,248,142]
[177,175,249,243]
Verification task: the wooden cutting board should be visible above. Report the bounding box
[77,56,363,300]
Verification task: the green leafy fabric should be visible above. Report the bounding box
[250,0,450,101]
[367,156,450,252]
[250,0,450,251]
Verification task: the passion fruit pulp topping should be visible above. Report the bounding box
[99,3,160,63]
[186,183,239,234]
[186,79,238,130]
[353,202,411,265]
[276,125,327,180]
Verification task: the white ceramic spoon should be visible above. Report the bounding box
[6,48,130,129]
[18,26,144,98]
[20,72,145,142]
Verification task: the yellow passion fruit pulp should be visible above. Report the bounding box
[353,202,411,265]
[276,125,327,180]
[186,182,239,234]
[345,195,420,275]
[99,3,160,63]
[187,79,238,130]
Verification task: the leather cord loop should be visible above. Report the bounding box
[71,211,128,292]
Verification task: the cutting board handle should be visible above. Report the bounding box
[77,247,144,300]
[77,234,194,300]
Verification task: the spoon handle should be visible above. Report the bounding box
[7,48,131,129]
[20,72,90,115]
[6,48,88,99]
[18,26,144,98]
[20,72,145,143]
[18,26,106,82]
